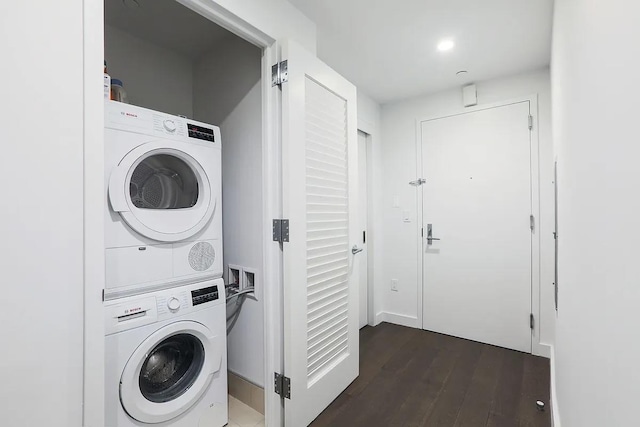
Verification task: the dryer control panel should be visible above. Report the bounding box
[187,123,216,142]
[153,115,187,137]
[104,100,221,146]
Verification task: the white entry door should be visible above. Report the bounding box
[421,101,533,353]
[357,130,368,329]
[282,41,359,426]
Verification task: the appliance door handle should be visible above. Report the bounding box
[108,166,130,212]
[352,245,364,255]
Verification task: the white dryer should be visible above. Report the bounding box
[105,279,227,427]
[105,101,222,299]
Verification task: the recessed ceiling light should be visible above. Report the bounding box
[437,39,455,52]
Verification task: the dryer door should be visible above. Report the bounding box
[120,321,222,424]
[109,140,217,242]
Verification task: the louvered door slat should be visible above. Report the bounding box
[307,141,348,160]
[308,301,348,329]
[304,77,351,385]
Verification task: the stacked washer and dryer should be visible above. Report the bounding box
[103,101,228,427]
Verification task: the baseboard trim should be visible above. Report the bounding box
[533,342,551,359]
[376,313,553,361]
[228,371,265,415]
[550,345,561,427]
[374,311,385,326]
[376,311,419,328]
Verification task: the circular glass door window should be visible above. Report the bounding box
[130,154,199,209]
[138,333,205,403]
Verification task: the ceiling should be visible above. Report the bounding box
[287,0,554,104]
[105,0,235,60]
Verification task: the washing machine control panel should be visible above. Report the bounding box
[191,285,219,306]
[156,291,189,316]
[154,284,221,318]
[167,297,181,311]
[104,281,224,334]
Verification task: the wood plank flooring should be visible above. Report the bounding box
[310,323,550,427]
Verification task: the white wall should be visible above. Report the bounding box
[551,0,640,425]
[0,0,84,425]
[219,82,264,386]
[199,0,316,54]
[194,37,265,387]
[104,25,194,117]
[378,68,555,349]
[193,35,262,124]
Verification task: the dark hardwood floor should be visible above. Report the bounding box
[310,323,550,427]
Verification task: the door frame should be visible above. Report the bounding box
[415,95,546,357]
[357,111,379,327]
[356,129,375,327]
[83,2,283,426]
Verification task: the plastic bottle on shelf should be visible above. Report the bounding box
[111,79,128,103]
[104,61,111,100]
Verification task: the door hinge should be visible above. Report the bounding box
[272,219,290,243]
[363,230,366,244]
[530,215,535,232]
[530,313,535,330]
[271,60,289,87]
[528,114,533,130]
[274,372,291,399]
[102,289,105,302]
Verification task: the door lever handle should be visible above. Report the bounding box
[426,224,441,245]
[352,245,364,255]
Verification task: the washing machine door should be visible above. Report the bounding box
[120,321,222,424]
[109,140,217,242]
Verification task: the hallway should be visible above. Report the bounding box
[311,323,550,427]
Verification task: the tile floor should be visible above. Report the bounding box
[228,395,265,427]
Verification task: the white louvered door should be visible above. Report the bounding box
[281,40,359,427]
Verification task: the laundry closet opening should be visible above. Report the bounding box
[104,0,266,418]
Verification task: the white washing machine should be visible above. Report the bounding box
[105,279,227,427]
[105,101,223,300]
